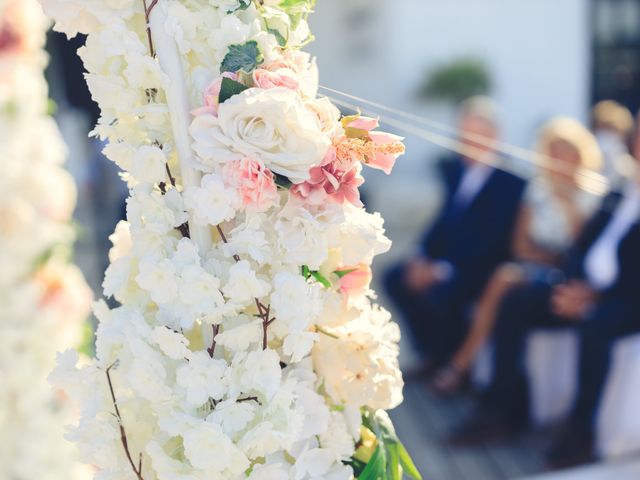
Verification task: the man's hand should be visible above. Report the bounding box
[405,258,450,292]
[551,280,598,321]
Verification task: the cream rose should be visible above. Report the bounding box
[190,87,330,183]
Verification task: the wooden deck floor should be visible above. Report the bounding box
[390,380,640,480]
[390,379,548,480]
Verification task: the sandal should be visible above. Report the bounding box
[430,364,468,396]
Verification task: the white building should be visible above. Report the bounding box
[308,0,626,261]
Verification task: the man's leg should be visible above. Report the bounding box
[547,301,640,468]
[483,281,554,423]
[571,301,640,431]
[450,281,554,445]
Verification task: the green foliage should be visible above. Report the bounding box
[354,409,423,480]
[274,173,293,189]
[218,77,249,104]
[227,0,251,14]
[78,321,96,357]
[334,268,358,279]
[220,41,264,74]
[420,56,491,104]
[301,265,332,289]
[278,0,316,32]
[267,27,288,47]
[310,270,331,288]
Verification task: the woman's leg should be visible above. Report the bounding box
[451,263,524,371]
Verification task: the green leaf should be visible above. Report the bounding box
[274,173,293,189]
[334,268,358,279]
[218,77,249,104]
[78,321,95,357]
[310,271,331,289]
[385,443,402,480]
[301,265,311,279]
[267,27,288,47]
[397,442,422,480]
[220,40,264,74]
[358,445,386,480]
[47,98,58,116]
[277,0,316,30]
[227,0,251,14]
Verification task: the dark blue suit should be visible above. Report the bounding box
[484,192,640,431]
[384,157,526,363]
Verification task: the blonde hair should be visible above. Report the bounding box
[592,100,634,137]
[538,117,602,172]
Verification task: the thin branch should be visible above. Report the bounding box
[207,324,220,358]
[106,364,145,480]
[237,396,261,405]
[141,0,157,57]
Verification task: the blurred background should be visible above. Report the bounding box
[45,1,640,479]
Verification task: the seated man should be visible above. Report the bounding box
[384,97,526,369]
[452,172,640,469]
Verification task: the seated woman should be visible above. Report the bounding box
[431,117,602,395]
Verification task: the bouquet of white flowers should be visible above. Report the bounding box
[41,1,420,478]
[0,0,92,478]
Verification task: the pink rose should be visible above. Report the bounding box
[253,68,299,91]
[192,72,239,116]
[337,264,372,298]
[222,158,278,212]
[291,147,364,207]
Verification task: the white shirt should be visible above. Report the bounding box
[453,161,493,208]
[584,182,640,290]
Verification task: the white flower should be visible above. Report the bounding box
[184,173,240,226]
[270,271,320,336]
[283,332,318,363]
[108,221,132,262]
[150,326,190,360]
[305,96,341,137]
[129,145,167,184]
[235,349,282,399]
[190,88,330,183]
[183,421,249,473]
[176,352,228,406]
[208,399,257,436]
[224,260,270,304]
[215,316,262,352]
[135,258,178,304]
[179,264,225,317]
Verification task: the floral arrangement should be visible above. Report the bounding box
[0,0,92,477]
[41,0,419,479]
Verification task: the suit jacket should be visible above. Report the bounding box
[419,156,526,300]
[566,192,640,305]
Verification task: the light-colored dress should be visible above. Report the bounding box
[526,178,600,255]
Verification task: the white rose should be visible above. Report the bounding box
[190,88,330,183]
[305,97,342,137]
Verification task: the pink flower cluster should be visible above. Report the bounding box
[292,116,405,207]
[192,72,239,117]
[222,158,278,212]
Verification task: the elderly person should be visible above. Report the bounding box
[592,100,634,188]
[452,114,640,470]
[384,97,526,373]
[431,118,602,394]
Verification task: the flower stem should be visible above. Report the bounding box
[106,363,145,480]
